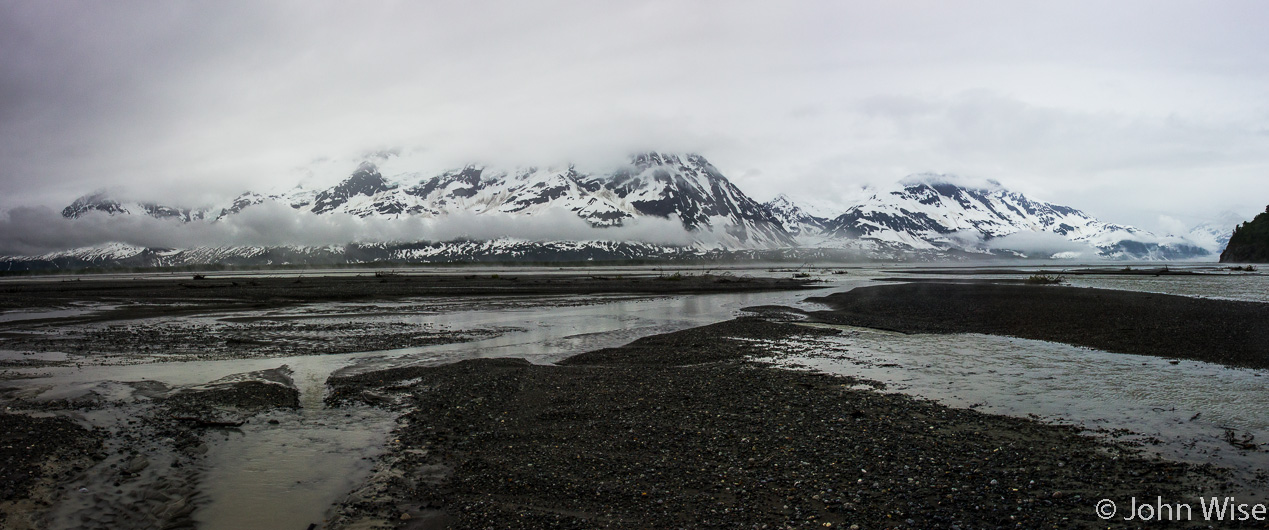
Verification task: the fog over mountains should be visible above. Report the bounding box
[2,153,1226,270]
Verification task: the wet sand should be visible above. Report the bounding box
[807,282,1269,369]
[324,317,1235,529]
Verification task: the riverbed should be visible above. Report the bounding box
[0,265,1265,528]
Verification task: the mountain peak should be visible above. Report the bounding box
[628,152,714,170]
[898,173,1004,192]
[630,152,681,168]
[762,194,829,239]
[309,163,398,214]
[62,190,127,219]
[768,193,793,205]
[62,190,203,222]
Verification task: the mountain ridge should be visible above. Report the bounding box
[3,153,1219,270]
[816,175,1207,259]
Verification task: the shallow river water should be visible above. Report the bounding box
[755,326,1269,496]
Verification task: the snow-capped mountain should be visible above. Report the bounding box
[1184,212,1245,255]
[215,192,268,220]
[308,162,399,215]
[814,174,1208,259]
[289,162,630,224]
[247,152,792,249]
[579,153,789,246]
[62,191,206,222]
[762,194,830,240]
[1188,224,1232,255]
[4,157,1219,271]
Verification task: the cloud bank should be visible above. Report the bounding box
[984,231,1094,258]
[0,203,692,256]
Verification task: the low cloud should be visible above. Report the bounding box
[0,203,693,256]
[944,229,988,248]
[983,230,1091,258]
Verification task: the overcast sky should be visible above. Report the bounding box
[2,0,1268,233]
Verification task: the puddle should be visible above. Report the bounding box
[194,407,396,530]
[0,349,70,362]
[754,325,1269,496]
[0,307,101,323]
[191,360,395,530]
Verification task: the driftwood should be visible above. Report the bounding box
[177,282,234,289]
[1224,429,1259,450]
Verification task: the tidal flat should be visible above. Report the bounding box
[0,268,1265,529]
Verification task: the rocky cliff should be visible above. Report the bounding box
[1220,206,1269,263]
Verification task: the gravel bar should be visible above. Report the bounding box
[324,317,1233,529]
[807,282,1269,369]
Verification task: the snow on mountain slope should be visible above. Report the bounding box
[762,194,830,241]
[309,162,399,215]
[62,191,206,222]
[1189,224,1232,255]
[38,242,149,262]
[41,161,1214,264]
[237,152,792,249]
[387,165,635,224]
[816,174,1209,259]
[215,192,268,220]
[1185,212,1245,255]
[61,191,128,218]
[574,153,793,248]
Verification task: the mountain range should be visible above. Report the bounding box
[6,152,1226,270]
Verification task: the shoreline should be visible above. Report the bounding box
[0,273,819,369]
[0,273,819,315]
[807,282,1269,370]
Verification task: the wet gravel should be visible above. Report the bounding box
[0,374,302,529]
[324,317,1235,529]
[0,274,817,313]
[0,320,498,367]
[807,282,1269,369]
[0,413,104,527]
[163,381,300,421]
[0,273,815,368]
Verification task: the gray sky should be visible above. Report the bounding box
[2,0,1268,233]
